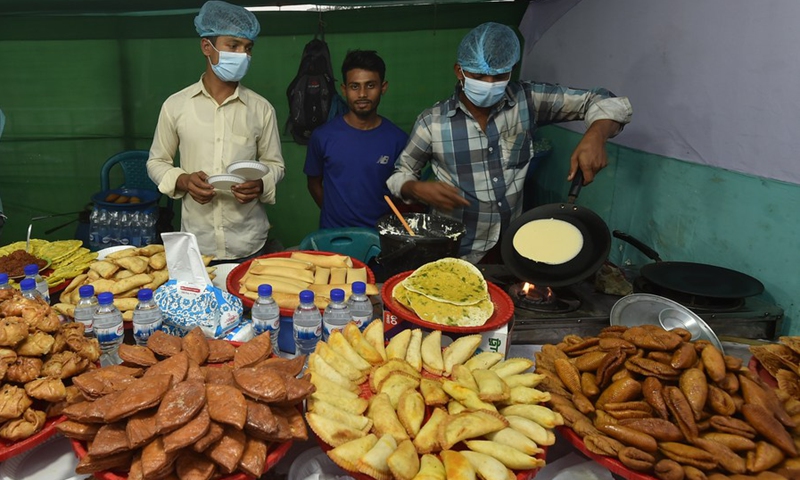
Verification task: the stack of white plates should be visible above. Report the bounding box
[227,161,268,181]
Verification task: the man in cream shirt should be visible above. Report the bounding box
[147,1,284,261]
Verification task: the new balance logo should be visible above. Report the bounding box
[377,155,390,165]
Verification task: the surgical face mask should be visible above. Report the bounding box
[462,75,509,108]
[207,41,250,83]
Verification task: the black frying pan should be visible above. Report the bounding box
[501,172,611,287]
[613,231,764,299]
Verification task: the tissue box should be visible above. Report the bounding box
[155,280,242,338]
[382,310,511,358]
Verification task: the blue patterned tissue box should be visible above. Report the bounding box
[154,280,242,338]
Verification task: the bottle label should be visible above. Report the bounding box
[351,314,371,330]
[95,323,124,344]
[133,318,163,343]
[252,316,280,336]
[73,312,94,334]
[294,324,321,341]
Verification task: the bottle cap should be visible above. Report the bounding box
[98,292,115,305]
[352,281,366,295]
[20,278,36,291]
[78,285,95,298]
[137,288,153,301]
[258,284,272,297]
[0,273,7,284]
[299,290,314,303]
[24,264,39,276]
[330,288,345,302]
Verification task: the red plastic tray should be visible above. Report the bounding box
[226,250,375,315]
[748,356,778,388]
[70,437,292,480]
[0,415,66,462]
[381,271,514,333]
[557,426,657,480]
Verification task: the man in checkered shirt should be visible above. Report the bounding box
[387,22,632,263]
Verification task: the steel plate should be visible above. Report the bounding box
[609,293,724,353]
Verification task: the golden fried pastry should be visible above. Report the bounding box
[499,404,564,429]
[460,450,514,480]
[329,434,378,472]
[357,433,396,480]
[316,341,367,384]
[692,437,746,474]
[0,317,28,347]
[15,332,54,357]
[414,453,446,480]
[125,409,160,449]
[440,379,496,411]
[439,410,508,450]
[485,427,543,456]
[206,338,236,363]
[143,351,188,384]
[622,326,682,351]
[473,369,510,402]
[232,366,286,403]
[419,378,449,406]
[363,320,388,362]
[88,422,130,457]
[451,364,479,391]
[658,442,717,471]
[329,330,372,371]
[24,376,66,402]
[193,421,224,453]
[175,451,216,480]
[700,344,727,383]
[379,371,420,408]
[386,329,412,361]
[0,386,32,423]
[253,355,306,377]
[309,353,356,391]
[490,357,534,378]
[118,344,158,366]
[370,358,421,393]
[617,417,683,442]
[233,331,271,369]
[387,440,420,480]
[206,427,247,474]
[239,437,268,478]
[443,335,482,376]
[397,388,425,438]
[75,450,133,475]
[181,327,210,365]
[155,380,206,433]
[146,330,182,357]
[741,403,797,456]
[65,335,101,362]
[141,436,178,479]
[307,411,367,447]
[413,407,448,454]
[203,364,235,386]
[104,374,173,423]
[308,398,371,433]
[343,322,383,365]
[73,367,138,399]
[6,356,43,383]
[0,408,45,440]
[206,383,247,429]
[405,329,423,372]
[56,419,101,440]
[368,392,409,443]
[440,450,476,480]
[463,440,545,470]
[505,414,556,446]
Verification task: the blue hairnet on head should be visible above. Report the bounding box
[194,1,261,42]
[457,22,520,75]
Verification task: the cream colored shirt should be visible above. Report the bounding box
[147,76,285,259]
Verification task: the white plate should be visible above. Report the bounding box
[610,293,724,353]
[0,435,81,480]
[226,161,268,181]
[207,174,246,190]
[211,262,239,290]
[96,245,135,260]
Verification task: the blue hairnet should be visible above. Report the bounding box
[194,1,261,42]
[457,22,520,75]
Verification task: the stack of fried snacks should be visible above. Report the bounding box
[750,336,800,401]
[0,288,100,442]
[236,252,378,311]
[0,239,98,288]
[57,328,314,479]
[305,319,556,480]
[52,245,180,322]
[537,325,800,479]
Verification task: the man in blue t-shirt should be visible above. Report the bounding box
[304,50,408,229]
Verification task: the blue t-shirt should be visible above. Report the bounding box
[304,115,409,229]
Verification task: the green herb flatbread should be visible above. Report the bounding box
[402,258,488,306]
[392,283,493,327]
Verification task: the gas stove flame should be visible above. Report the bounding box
[521,282,554,302]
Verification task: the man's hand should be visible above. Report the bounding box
[177,171,215,204]
[231,179,263,204]
[401,180,470,212]
[568,119,622,185]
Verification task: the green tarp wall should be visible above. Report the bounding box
[0,2,527,246]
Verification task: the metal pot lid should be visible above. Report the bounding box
[610,293,724,353]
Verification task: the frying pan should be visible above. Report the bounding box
[501,171,611,287]
[613,230,764,299]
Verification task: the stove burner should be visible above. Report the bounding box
[509,282,581,313]
[633,276,745,312]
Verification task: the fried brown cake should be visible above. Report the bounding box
[244,399,278,440]
[238,437,268,478]
[143,351,189,385]
[207,339,235,363]
[88,422,130,457]
[155,380,206,433]
[118,344,158,367]
[206,384,246,429]
[205,426,246,474]
[233,332,271,369]
[103,374,173,423]
[233,367,287,403]
[181,327,210,365]
[163,405,210,453]
[147,330,182,357]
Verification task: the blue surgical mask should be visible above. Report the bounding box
[207,41,250,83]
[462,76,509,108]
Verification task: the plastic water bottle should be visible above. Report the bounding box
[23,264,49,304]
[109,211,121,245]
[89,208,101,250]
[141,210,156,246]
[119,211,131,246]
[20,278,42,301]
[73,285,97,337]
[293,290,322,359]
[323,288,351,340]
[0,274,11,292]
[94,292,124,366]
[132,288,163,346]
[129,211,142,247]
[252,284,281,355]
[98,209,112,247]
[347,281,373,330]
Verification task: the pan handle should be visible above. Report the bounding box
[612,230,663,262]
[567,170,584,204]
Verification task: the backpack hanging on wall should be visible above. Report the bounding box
[285,35,338,145]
